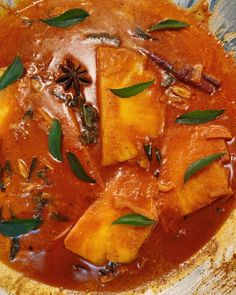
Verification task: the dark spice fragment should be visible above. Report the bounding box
[0,166,7,192]
[154,169,160,177]
[36,167,51,185]
[0,182,6,192]
[161,72,176,87]
[23,108,34,120]
[56,57,91,97]
[71,262,89,272]
[133,28,152,40]
[143,143,152,161]
[80,129,98,145]
[99,262,128,283]
[81,104,99,129]
[0,207,3,220]
[216,207,224,214]
[33,193,49,219]
[0,160,14,191]
[4,160,13,176]
[154,147,162,165]
[79,104,99,144]
[27,157,38,181]
[50,211,69,222]
[202,73,221,87]
[9,238,20,261]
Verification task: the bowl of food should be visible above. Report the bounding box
[0,0,235,294]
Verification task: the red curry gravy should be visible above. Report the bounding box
[0,0,235,292]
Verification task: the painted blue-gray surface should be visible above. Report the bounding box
[174,0,218,9]
[172,0,236,55]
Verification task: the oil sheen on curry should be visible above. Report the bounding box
[0,0,235,292]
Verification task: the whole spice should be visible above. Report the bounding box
[18,159,29,180]
[55,57,99,144]
[140,48,221,94]
[56,57,91,97]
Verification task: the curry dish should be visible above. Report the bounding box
[0,0,235,293]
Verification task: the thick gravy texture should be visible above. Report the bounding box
[0,0,235,292]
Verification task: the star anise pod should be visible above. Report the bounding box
[56,57,91,96]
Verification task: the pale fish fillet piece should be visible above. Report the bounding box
[97,46,165,166]
[65,167,159,265]
[159,125,232,221]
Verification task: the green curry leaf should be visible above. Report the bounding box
[184,153,226,183]
[149,19,190,32]
[109,80,155,98]
[112,214,156,226]
[48,119,63,162]
[41,8,89,28]
[176,109,225,125]
[67,152,96,183]
[0,218,42,237]
[0,56,24,90]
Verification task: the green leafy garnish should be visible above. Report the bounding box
[0,218,42,237]
[67,152,96,183]
[109,80,155,98]
[112,214,156,226]
[0,56,24,90]
[149,19,190,32]
[184,153,226,183]
[41,8,89,28]
[176,109,225,125]
[48,119,63,162]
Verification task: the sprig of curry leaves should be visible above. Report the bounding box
[109,80,155,98]
[41,8,89,28]
[184,153,226,183]
[0,56,24,90]
[112,214,156,226]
